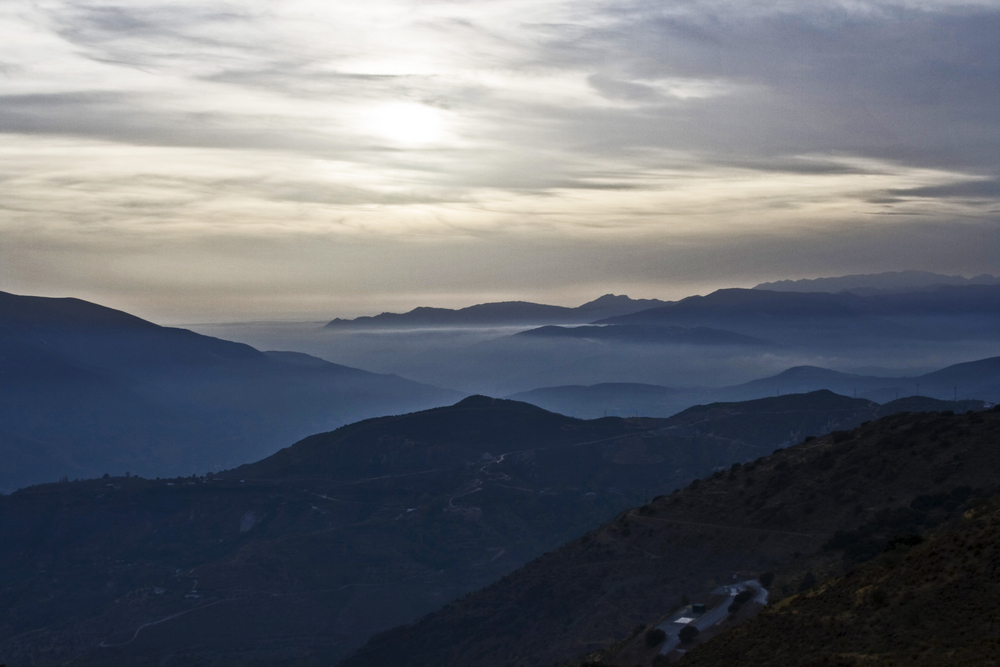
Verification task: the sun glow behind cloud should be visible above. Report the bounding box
[0,0,997,319]
[362,103,450,146]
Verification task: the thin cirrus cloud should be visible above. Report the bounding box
[0,0,997,320]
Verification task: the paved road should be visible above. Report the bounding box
[657,579,768,655]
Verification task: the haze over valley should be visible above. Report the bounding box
[190,274,1000,401]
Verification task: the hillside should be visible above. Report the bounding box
[339,407,1000,667]
[681,495,1000,666]
[660,391,880,451]
[508,383,690,419]
[324,294,669,329]
[0,395,804,667]
[0,291,459,490]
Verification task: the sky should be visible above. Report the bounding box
[0,0,997,322]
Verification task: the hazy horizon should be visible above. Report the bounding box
[2,0,998,322]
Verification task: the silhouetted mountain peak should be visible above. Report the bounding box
[455,394,509,408]
[581,293,629,306]
[0,290,156,330]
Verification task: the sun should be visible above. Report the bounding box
[367,103,447,146]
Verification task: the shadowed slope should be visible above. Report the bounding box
[0,291,459,490]
[683,495,1000,666]
[338,407,1000,667]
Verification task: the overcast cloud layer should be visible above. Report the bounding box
[1,0,997,321]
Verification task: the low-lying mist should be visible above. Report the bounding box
[188,321,1000,398]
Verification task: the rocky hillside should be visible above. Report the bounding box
[340,407,1000,667]
[682,495,1000,666]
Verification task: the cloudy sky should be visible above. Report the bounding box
[1,0,997,321]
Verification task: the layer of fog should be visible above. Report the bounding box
[187,322,1000,397]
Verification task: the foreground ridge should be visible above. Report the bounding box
[341,406,1000,667]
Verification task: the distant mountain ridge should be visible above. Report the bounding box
[324,294,670,329]
[755,270,1000,295]
[593,284,1000,348]
[600,284,1000,324]
[726,356,1000,404]
[507,355,999,418]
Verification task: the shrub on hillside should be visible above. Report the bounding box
[885,534,924,551]
[679,625,700,643]
[645,628,666,647]
[728,589,755,614]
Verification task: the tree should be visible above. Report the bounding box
[728,588,755,613]
[645,628,666,647]
[759,571,775,588]
[679,625,700,643]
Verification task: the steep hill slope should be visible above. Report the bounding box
[0,291,460,491]
[682,495,1000,666]
[339,407,1000,667]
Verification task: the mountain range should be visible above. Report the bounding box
[6,287,998,493]
[597,285,1000,344]
[302,282,1000,397]
[507,355,999,418]
[324,294,670,329]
